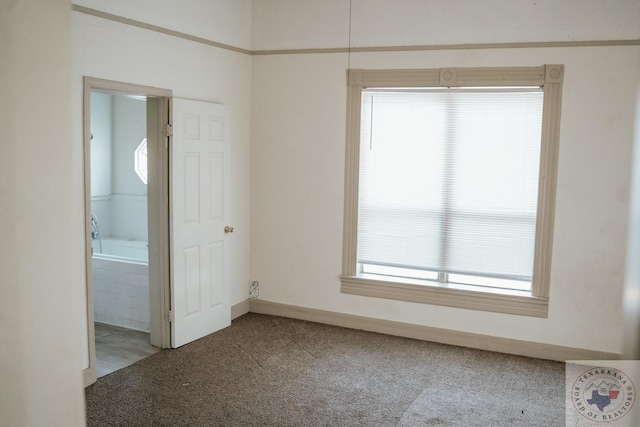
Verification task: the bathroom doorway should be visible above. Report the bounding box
[83,77,172,385]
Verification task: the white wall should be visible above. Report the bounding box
[0,1,85,425]
[74,0,253,50]
[250,0,640,354]
[624,84,640,358]
[111,95,146,197]
[90,92,113,238]
[253,0,640,50]
[111,95,148,241]
[90,92,111,197]
[72,2,252,368]
[90,93,148,242]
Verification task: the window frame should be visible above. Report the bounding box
[341,65,564,318]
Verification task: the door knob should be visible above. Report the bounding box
[224,226,234,234]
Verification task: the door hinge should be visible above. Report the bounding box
[166,123,173,137]
[167,310,175,323]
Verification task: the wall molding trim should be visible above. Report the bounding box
[248,299,620,362]
[71,5,252,55]
[82,367,96,388]
[231,299,250,320]
[71,5,640,57]
[253,39,640,56]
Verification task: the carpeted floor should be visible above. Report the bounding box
[85,313,566,426]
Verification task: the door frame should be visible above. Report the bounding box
[82,77,172,386]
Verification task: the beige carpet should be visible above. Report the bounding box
[86,313,565,426]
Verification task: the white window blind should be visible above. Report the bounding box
[357,88,544,282]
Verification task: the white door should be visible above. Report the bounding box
[170,98,231,348]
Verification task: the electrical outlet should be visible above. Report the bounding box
[249,280,259,299]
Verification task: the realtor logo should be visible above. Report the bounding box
[571,366,636,423]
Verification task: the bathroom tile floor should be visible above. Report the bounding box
[95,322,160,378]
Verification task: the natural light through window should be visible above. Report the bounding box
[134,138,148,184]
[341,66,564,317]
[358,88,543,293]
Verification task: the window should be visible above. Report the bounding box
[134,138,148,184]
[341,66,564,317]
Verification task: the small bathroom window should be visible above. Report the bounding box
[134,138,148,184]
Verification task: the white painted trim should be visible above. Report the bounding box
[82,367,96,388]
[146,95,172,349]
[82,78,97,387]
[341,84,362,277]
[231,300,250,320]
[347,66,549,87]
[253,39,640,55]
[533,68,563,297]
[249,299,620,362]
[84,77,173,99]
[341,276,548,317]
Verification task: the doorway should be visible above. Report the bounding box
[83,77,172,386]
[82,79,234,385]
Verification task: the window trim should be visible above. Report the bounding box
[341,65,564,318]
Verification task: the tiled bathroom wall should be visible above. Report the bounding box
[92,258,149,331]
[90,194,147,244]
[109,194,148,241]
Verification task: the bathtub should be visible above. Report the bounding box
[93,238,148,264]
[92,238,150,332]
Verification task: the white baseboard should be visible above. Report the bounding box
[249,299,620,362]
[231,299,250,320]
[83,366,96,387]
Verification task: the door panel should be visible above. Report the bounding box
[171,98,231,348]
[183,154,200,222]
[209,154,224,219]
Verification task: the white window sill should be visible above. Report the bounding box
[340,274,549,318]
